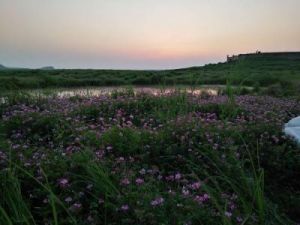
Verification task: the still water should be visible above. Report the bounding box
[1,85,231,104]
[53,86,221,97]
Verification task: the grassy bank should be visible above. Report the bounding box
[0,91,300,224]
[1,53,300,96]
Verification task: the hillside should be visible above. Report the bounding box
[0,52,299,92]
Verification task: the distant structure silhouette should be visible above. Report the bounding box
[227,51,300,62]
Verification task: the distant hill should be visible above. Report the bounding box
[0,64,27,70]
[0,64,55,70]
[40,66,55,70]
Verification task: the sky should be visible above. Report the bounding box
[0,0,300,69]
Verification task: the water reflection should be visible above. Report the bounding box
[0,86,223,104]
[55,86,220,97]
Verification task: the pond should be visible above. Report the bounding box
[52,86,221,97]
[0,85,252,104]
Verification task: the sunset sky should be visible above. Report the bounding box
[1,0,300,69]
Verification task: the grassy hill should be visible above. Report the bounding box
[0,52,299,93]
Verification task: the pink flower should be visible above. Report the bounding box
[190,182,201,190]
[135,178,144,185]
[120,178,130,186]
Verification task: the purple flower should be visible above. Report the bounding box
[165,175,174,182]
[189,182,201,190]
[194,195,204,203]
[95,150,105,159]
[120,178,130,186]
[225,211,232,218]
[70,202,82,213]
[98,198,104,204]
[65,196,73,203]
[117,157,125,163]
[139,168,146,175]
[135,178,144,185]
[229,202,236,210]
[75,201,83,207]
[175,173,182,181]
[58,178,69,188]
[236,216,243,223]
[121,204,129,211]
[106,146,113,151]
[86,184,93,190]
[151,197,164,206]
[157,175,163,180]
[182,187,190,196]
[194,194,210,204]
[203,193,210,200]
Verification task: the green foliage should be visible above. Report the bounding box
[101,127,143,156]
[4,113,74,145]
[0,170,36,225]
[263,83,284,97]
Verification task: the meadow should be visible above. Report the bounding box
[0,87,300,225]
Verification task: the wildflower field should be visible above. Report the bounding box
[0,90,300,225]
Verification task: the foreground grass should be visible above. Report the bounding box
[0,91,300,224]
